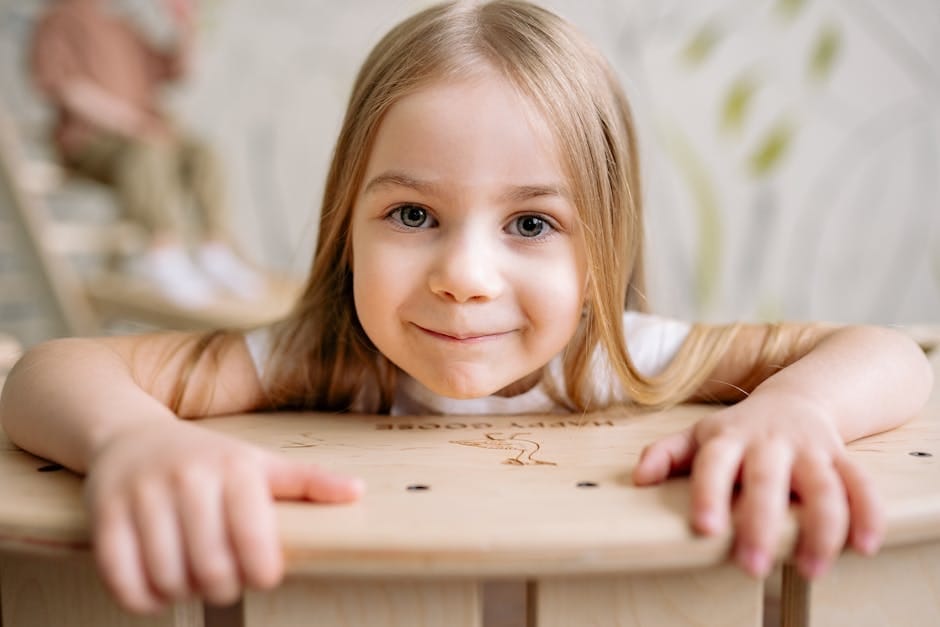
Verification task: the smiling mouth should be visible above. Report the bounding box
[414,324,513,343]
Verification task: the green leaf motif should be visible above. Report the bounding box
[809,24,842,81]
[721,76,757,134]
[682,23,721,66]
[776,0,807,20]
[749,120,796,177]
[658,120,723,313]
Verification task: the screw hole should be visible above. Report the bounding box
[38,463,64,473]
[909,451,933,458]
[406,484,430,491]
[576,481,598,488]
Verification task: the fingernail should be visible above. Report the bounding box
[856,531,879,556]
[736,546,770,578]
[797,555,825,579]
[695,510,721,535]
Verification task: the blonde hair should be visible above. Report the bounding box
[263,0,739,412]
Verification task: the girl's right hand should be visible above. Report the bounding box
[84,419,363,614]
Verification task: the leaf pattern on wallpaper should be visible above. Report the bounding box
[721,75,758,134]
[660,120,722,313]
[808,23,842,81]
[749,119,796,177]
[682,22,721,66]
[776,0,807,20]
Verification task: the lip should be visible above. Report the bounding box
[413,324,513,343]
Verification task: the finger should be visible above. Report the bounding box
[176,467,241,606]
[632,428,696,486]
[224,462,283,590]
[265,456,364,502]
[689,437,745,535]
[733,440,794,578]
[132,480,189,601]
[834,455,883,556]
[791,453,850,579]
[93,501,165,614]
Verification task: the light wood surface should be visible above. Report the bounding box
[85,272,300,331]
[532,567,762,627]
[0,333,20,390]
[0,401,936,574]
[244,579,482,627]
[0,553,202,627]
[0,345,935,626]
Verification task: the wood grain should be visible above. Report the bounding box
[0,552,202,627]
[243,578,481,627]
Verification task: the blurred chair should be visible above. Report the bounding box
[0,100,300,336]
[0,333,21,392]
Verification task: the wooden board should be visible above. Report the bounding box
[86,272,301,331]
[0,396,937,578]
[0,552,202,627]
[244,578,482,627]
[532,567,762,627]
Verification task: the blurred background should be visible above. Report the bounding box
[1,0,938,348]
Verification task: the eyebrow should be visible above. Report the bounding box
[362,170,570,202]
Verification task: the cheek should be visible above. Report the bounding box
[351,236,410,344]
[522,255,585,334]
[352,254,385,323]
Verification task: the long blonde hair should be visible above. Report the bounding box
[263,0,738,413]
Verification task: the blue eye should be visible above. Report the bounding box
[509,215,552,238]
[391,205,433,228]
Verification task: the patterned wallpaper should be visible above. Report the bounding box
[1,0,937,344]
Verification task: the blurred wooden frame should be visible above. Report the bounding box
[0,101,301,336]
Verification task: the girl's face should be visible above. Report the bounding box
[351,71,587,399]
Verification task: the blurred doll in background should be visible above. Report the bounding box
[30,0,265,307]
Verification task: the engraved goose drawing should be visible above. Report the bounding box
[450,432,556,466]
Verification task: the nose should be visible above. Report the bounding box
[428,230,504,303]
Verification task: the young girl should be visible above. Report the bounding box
[1,0,932,615]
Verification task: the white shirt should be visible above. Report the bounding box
[244,311,689,416]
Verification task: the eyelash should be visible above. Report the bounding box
[384,204,560,241]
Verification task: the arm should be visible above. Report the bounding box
[0,334,362,613]
[634,324,933,579]
[692,323,932,441]
[0,332,263,473]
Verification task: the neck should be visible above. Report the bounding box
[494,369,542,397]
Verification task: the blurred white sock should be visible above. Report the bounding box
[197,242,266,300]
[129,245,216,308]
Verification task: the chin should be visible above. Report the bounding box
[422,371,503,400]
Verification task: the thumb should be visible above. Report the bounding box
[264,455,365,503]
[632,427,697,486]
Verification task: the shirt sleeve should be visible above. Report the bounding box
[243,326,271,380]
[623,311,691,377]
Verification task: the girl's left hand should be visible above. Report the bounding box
[632,392,884,580]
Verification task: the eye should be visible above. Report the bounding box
[508,214,553,238]
[389,204,435,229]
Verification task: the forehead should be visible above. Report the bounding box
[362,71,567,191]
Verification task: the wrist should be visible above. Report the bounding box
[747,383,844,441]
[85,413,177,470]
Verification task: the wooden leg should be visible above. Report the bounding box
[0,552,203,627]
[531,565,763,627]
[243,577,482,627]
[784,541,940,627]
